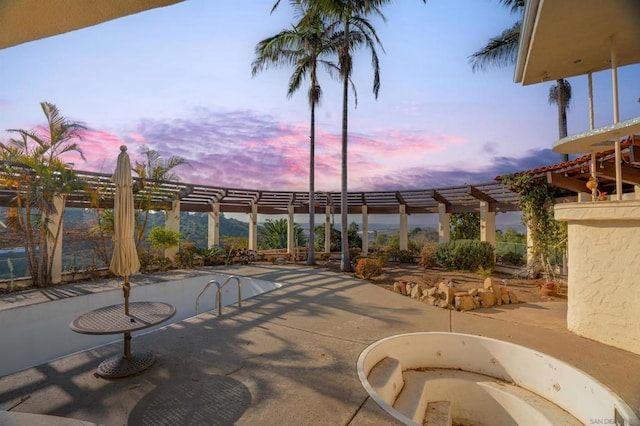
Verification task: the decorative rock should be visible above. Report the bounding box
[454,291,468,297]
[483,277,493,289]
[393,282,402,294]
[492,284,502,305]
[455,295,476,311]
[399,281,408,296]
[437,300,451,309]
[472,296,481,309]
[422,296,438,306]
[410,284,421,299]
[508,291,519,304]
[468,288,479,297]
[438,282,455,304]
[500,286,509,294]
[427,286,438,297]
[501,293,510,305]
[478,290,496,308]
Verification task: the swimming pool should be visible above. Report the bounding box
[0,272,281,377]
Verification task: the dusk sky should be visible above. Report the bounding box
[1,0,639,194]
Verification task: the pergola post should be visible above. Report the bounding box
[399,204,408,251]
[248,203,258,251]
[361,205,368,255]
[165,199,180,261]
[324,205,331,254]
[438,203,450,244]
[47,195,64,284]
[287,204,295,256]
[479,201,495,247]
[207,201,220,248]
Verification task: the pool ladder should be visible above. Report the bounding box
[195,276,242,316]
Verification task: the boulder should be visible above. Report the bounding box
[501,293,510,305]
[438,282,455,305]
[392,282,402,294]
[478,290,496,308]
[422,296,438,306]
[455,295,476,311]
[468,288,479,297]
[437,300,451,309]
[410,284,421,299]
[508,291,519,304]
[483,277,493,289]
[427,286,438,297]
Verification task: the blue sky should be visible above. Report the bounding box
[1,0,639,194]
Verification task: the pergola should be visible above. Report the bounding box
[0,168,520,215]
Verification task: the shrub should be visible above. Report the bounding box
[436,240,495,272]
[419,243,438,269]
[355,258,383,279]
[397,249,415,264]
[499,251,525,266]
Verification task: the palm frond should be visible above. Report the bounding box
[469,21,521,72]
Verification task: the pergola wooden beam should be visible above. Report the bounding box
[546,171,589,193]
[598,161,640,185]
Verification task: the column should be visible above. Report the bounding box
[361,205,369,255]
[438,203,450,244]
[248,203,258,250]
[207,202,220,248]
[47,196,64,284]
[324,205,331,253]
[399,204,408,250]
[287,204,295,255]
[479,201,495,247]
[165,199,180,261]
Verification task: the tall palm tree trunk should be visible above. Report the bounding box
[556,79,569,163]
[307,101,316,265]
[340,5,351,272]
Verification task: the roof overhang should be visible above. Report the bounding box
[515,0,640,85]
[0,0,184,50]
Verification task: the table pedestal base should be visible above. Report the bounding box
[97,351,155,378]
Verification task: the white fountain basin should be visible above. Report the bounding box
[357,332,640,426]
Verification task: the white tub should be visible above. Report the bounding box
[0,273,281,377]
[357,332,640,426]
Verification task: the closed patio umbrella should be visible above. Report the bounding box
[110,145,140,316]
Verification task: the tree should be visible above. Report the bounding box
[314,223,341,252]
[252,3,341,267]
[549,79,572,162]
[469,0,571,162]
[450,213,480,241]
[259,218,306,249]
[0,102,86,287]
[132,147,188,247]
[273,0,425,272]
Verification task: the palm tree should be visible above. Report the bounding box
[259,218,306,249]
[273,0,425,272]
[549,79,572,162]
[0,102,86,287]
[132,147,188,247]
[252,3,341,266]
[469,0,571,162]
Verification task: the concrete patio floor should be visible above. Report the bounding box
[1,264,639,425]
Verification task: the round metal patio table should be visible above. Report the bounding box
[70,301,176,378]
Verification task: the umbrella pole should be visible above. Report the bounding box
[123,275,131,316]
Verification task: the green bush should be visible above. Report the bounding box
[418,243,438,269]
[355,258,383,279]
[436,240,495,272]
[499,251,525,266]
[397,249,415,264]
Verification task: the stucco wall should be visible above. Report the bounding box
[556,201,640,355]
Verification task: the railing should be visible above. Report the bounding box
[195,275,242,316]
